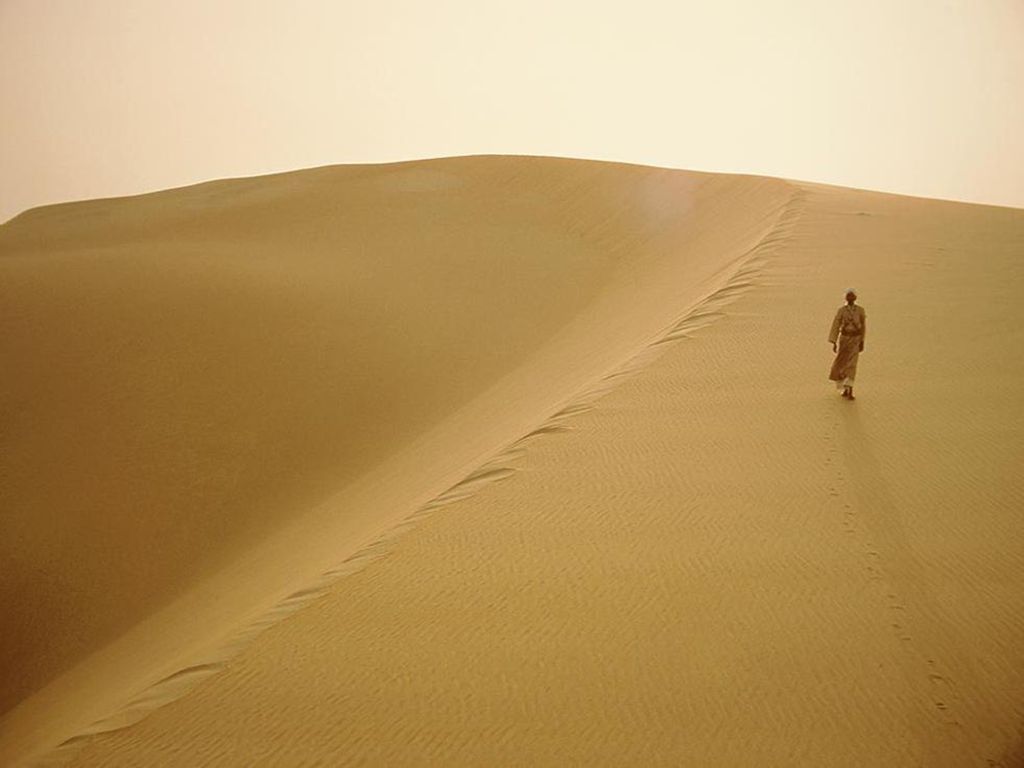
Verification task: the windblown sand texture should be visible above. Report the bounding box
[1,156,1022,767]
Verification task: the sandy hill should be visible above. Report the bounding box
[0,156,1021,767]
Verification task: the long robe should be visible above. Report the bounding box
[828,304,866,385]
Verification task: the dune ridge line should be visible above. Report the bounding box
[22,183,806,767]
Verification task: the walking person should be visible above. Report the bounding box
[829,289,866,399]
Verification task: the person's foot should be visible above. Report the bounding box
[846,389,856,401]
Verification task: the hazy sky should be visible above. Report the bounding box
[2,0,1022,222]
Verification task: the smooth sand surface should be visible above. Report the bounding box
[1,157,1022,766]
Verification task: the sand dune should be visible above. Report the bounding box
[1,157,1022,766]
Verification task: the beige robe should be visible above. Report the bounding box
[828,304,866,385]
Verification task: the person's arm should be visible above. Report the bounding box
[859,309,866,351]
[828,308,842,351]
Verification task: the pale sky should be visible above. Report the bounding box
[2,0,1022,223]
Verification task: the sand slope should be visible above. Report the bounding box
[1,157,795,763]
[1,157,1023,766]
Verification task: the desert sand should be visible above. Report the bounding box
[1,156,1022,766]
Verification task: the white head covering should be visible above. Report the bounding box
[845,288,857,297]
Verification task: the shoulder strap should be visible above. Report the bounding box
[843,305,862,331]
